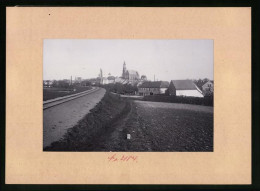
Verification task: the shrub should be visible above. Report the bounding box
[102,83,138,95]
[143,95,213,106]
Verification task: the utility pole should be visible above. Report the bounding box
[100,68,103,84]
[154,75,155,82]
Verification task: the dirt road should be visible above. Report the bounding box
[86,100,213,152]
[43,87,106,148]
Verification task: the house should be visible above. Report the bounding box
[168,80,204,97]
[202,81,214,94]
[138,81,169,96]
[43,80,53,87]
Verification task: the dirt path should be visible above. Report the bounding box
[43,87,106,148]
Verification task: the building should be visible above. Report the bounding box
[138,81,169,96]
[88,78,100,85]
[99,62,145,85]
[168,80,203,97]
[137,75,148,87]
[99,69,117,85]
[202,81,214,95]
[141,75,147,81]
[102,77,108,84]
[74,77,82,83]
[122,61,139,84]
[43,80,53,87]
[115,77,126,84]
[107,75,115,84]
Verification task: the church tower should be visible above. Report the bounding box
[122,61,127,79]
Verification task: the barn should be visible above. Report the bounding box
[168,80,204,97]
[138,81,169,96]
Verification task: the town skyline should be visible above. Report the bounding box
[43,39,213,81]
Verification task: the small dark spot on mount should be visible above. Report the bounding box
[49,14,50,15]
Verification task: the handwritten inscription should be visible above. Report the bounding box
[108,154,138,162]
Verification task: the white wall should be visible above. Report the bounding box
[102,78,108,84]
[159,88,168,94]
[176,90,204,97]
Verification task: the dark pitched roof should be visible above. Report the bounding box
[171,80,197,90]
[138,81,169,88]
[107,76,115,80]
[141,75,147,80]
[202,80,213,86]
[127,70,139,75]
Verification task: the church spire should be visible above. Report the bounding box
[122,61,126,79]
[100,68,103,78]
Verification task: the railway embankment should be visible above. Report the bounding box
[44,92,130,151]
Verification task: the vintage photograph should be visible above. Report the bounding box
[43,39,214,152]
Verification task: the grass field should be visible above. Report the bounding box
[43,86,92,101]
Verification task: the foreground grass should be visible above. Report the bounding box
[44,92,129,151]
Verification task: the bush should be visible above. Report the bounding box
[143,95,213,106]
[101,83,138,95]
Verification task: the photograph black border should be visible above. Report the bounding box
[1,0,259,190]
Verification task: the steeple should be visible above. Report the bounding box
[122,61,127,79]
[100,68,103,78]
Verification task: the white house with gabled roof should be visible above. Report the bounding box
[168,80,204,97]
[202,81,214,93]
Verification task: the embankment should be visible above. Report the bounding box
[44,92,130,151]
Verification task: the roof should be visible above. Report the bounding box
[138,81,169,88]
[107,76,115,80]
[127,70,139,75]
[171,80,197,90]
[202,81,213,88]
[203,80,213,85]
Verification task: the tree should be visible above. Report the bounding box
[58,80,70,88]
[52,80,58,87]
[81,80,91,86]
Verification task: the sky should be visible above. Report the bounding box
[43,39,213,81]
